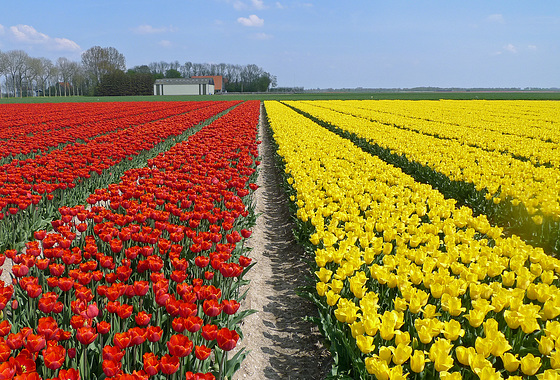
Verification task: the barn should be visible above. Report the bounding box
[192,75,224,93]
[153,78,215,96]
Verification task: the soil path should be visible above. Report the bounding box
[233,104,331,380]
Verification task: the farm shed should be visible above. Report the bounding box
[153,78,215,96]
[192,75,224,93]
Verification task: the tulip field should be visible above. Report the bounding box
[0,100,260,379]
[1,97,560,380]
[264,100,560,379]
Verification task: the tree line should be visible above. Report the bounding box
[0,46,277,98]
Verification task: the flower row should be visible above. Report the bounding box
[265,100,560,379]
[0,102,217,160]
[285,100,560,255]
[1,100,261,379]
[0,101,239,221]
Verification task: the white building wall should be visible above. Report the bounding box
[154,83,215,95]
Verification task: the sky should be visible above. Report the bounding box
[1,0,559,89]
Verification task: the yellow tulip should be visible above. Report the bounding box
[474,337,493,358]
[537,336,555,355]
[442,319,464,341]
[330,279,344,294]
[392,343,412,365]
[365,357,388,379]
[325,290,340,306]
[410,350,427,373]
[469,353,492,376]
[356,334,375,354]
[440,372,462,380]
[316,282,328,297]
[537,369,560,380]
[475,366,502,380]
[464,309,486,328]
[520,353,542,376]
[455,346,475,366]
[393,297,408,313]
[379,346,393,363]
[315,267,333,283]
[394,331,411,346]
[550,350,560,369]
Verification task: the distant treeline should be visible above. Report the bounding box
[0,45,277,97]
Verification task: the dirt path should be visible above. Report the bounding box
[233,104,331,380]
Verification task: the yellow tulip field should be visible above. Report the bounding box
[265,100,560,379]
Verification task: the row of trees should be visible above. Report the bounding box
[0,47,126,98]
[0,46,277,97]
[132,61,277,93]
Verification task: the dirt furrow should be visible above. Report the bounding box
[233,103,331,380]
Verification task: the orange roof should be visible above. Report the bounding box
[192,75,223,91]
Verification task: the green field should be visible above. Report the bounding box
[1,91,560,103]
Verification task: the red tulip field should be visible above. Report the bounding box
[0,100,261,380]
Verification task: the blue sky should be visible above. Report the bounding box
[1,0,559,89]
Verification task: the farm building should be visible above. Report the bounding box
[153,78,215,96]
[191,75,224,93]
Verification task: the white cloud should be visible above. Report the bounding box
[503,43,517,53]
[132,24,177,34]
[237,14,264,27]
[251,0,265,9]
[230,0,265,10]
[10,24,49,44]
[275,2,284,9]
[52,37,81,52]
[0,24,5,35]
[487,14,505,24]
[233,1,246,10]
[252,32,273,40]
[528,45,537,51]
[159,40,172,47]
[7,24,80,52]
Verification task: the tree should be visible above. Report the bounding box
[57,57,74,96]
[0,50,6,98]
[165,69,182,78]
[4,50,29,97]
[81,46,126,89]
[37,58,54,97]
[25,57,44,96]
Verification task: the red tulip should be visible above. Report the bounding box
[25,334,46,353]
[195,256,210,268]
[143,352,159,376]
[97,321,111,335]
[203,299,222,317]
[222,299,240,315]
[160,354,179,375]
[216,328,239,351]
[129,327,147,346]
[146,326,163,342]
[0,341,10,362]
[195,345,212,361]
[239,255,252,267]
[113,331,131,350]
[102,345,125,362]
[6,332,23,350]
[76,326,98,346]
[42,343,66,370]
[167,334,194,357]
[0,358,16,380]
[135,311,152,326]
[102,359,122,377]
[37,317,59,340]
[185,316,203,333]
[0,320,11,337]
[58,368,80,380]
[201,324,218,341]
